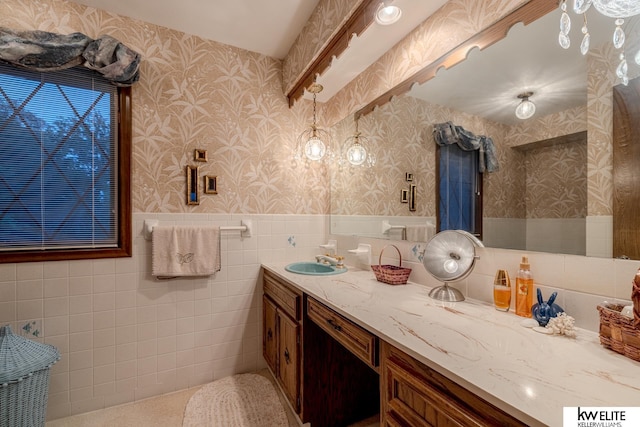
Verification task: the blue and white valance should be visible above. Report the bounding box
[433,121,499,173]
[0,27,140,86]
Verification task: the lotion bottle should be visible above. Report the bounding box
[515,255,533,317]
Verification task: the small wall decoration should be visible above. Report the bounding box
[194,149,208,162]
[405,172,413,182]
[186,165,199,205]
[204,175,218,194]
[401,189,409,203]
[409,184,417,211]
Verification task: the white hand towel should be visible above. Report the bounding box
[152,226,221,277]
[405,225,427,242]
[406,222,436,243]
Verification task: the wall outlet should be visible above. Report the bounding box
[18,319,43,338]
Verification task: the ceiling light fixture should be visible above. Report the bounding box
[344,116,375,167]
[558,0,640,85]
[375,1,402,26]
[515,92,536,120]
[295,82,332,162]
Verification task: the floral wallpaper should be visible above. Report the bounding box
[506,105,587,145]
[322,0,628,223]
[2,0,625,221]
[0,0,328,215]
[322,0,528,127]
[283,0,363,97]
[0,0,542,219]
[585,43,617,217]
[523,137,588,219]
[331,95,437,217]
[331,93,588,221]
[508,105,588,220]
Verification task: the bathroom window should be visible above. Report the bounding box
[437,144,483,238]
[0,63,131,263]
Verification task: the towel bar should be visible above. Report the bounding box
[143,219,252,240]
[382,220,406,234]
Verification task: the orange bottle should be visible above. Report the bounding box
[493,269,511,311]
[515,256,533,317]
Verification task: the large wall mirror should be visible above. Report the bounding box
[330,4,640,260]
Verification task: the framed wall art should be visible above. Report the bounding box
[204,175,218,194]
[186,165,199,205]
[194,149,208,162]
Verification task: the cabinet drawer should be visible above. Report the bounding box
[263,271,301,320]
[307,297,378,369]
[384,356,481,427]
[381,342,527,427]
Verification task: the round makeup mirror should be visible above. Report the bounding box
[423,230,482,302]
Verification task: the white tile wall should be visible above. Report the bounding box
[331,214,435,240]
[484,217,588,255]
[586,215,613,258]
[332,233,640,333]
[526,218,586,255]
[0,213,327,421]
[2,212,639,421]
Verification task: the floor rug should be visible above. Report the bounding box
[182,373,288,427]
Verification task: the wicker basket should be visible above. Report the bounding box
[597,303,640,362]
[371,244,411,285]
[0,325,60,427]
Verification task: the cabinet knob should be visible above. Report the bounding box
[327,318,342,332]
[267,328,273,340]
[284,347,291,364]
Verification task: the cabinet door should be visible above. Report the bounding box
[262,296,278,374]
[278,310,300,413]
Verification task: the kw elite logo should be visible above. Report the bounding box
[564,407,640,427]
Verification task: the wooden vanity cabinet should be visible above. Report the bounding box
[262,270,302,413]
[381,341,527,427]
[263,268,529,426]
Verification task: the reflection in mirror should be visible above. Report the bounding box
[330,9,640,259]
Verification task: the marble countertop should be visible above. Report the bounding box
[262,263,640,427]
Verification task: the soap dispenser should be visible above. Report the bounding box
[515,255,533,318]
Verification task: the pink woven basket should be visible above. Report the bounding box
[371,244,411,285]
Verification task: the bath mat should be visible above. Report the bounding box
[182,373,288,427]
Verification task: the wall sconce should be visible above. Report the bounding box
[515,91,536,120]
[375,1,402,25]
[295,83,332,162]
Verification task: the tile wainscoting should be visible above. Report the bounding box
[0,213,328,420]
[0,212,638,420]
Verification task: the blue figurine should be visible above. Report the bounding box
[531,288,564,326]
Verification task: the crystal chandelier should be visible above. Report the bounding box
[558,0,640,84]
[343,116,376,167]
[294,83,333,162]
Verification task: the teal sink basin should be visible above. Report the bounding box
[285,262,347,275]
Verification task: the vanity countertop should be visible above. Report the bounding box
[262,263,640,427]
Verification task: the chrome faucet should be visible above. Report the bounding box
[316,254,345,269]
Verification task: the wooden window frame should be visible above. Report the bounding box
[1,86,132,263]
